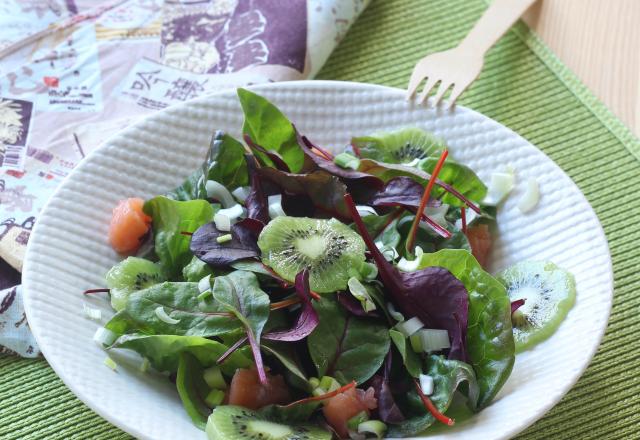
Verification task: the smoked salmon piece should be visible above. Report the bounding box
[323,387,377,438]
[227,368,291,410]
[108,198,151,255]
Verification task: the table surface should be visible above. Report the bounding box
[523,0,640,136]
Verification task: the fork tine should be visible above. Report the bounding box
[432,81,453,106]
[447,83,467,108]
[407,67,425,99]
[418,77,439,104]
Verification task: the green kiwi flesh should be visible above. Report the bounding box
[351,127,445,164]
[105,257,165,311]
[257,217,366,293]
[498,261,576,353]
[206,405,331,440]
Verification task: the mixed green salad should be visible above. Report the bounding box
[88,89,576,439]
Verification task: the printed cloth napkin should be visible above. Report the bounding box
[0,0,370,357]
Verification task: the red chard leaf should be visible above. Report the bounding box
[190,218,261,267]
[244,135,291,172]
[511,298,525,314]
[344,193,469,361]
[263,269,319,342]
[244,154,270,225]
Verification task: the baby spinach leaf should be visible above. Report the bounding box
[388,355,479,437]
[176,352,211,430]
[212,270,270,382]
[104,310,140,337]
[419,158,487,206]
[167,131,247,200]
[143,196,213,279]
[182,256,217,282]
[389,329,421,378]
[261,342,310,391]
[110,334,251,374]
[125,282,241,337]
[307,297,390,384]
[237,88,304,172]
[415,249,515,408]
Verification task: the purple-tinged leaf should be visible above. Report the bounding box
[371,353,405,423]
[295,128,383,200]
[190,218,261,267]
[511,298,525,315]
[358,159,480,214]
[264,270,319,342]
[244,154,270,225]
[257,168,351,221]
[345,193,469,362]
[448,313,467,362]
[217,336,248,364]
[244,135,291,172]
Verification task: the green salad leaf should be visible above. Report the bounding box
[389,329,421,378]
[125,282,242,337]
[388,355,479,437]
[307,297,390,384]
[182,256,217,282]
[415,249,515,408]
[110,334,251,374]
[419,158,487,206]
[261,342,311,391]
[167,132,247,200]
[144,196,213,280]
[177,352,211,430]
[237,88,304,172]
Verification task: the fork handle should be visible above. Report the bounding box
[459,0,538,54]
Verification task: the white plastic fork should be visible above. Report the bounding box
[407,0,538,107]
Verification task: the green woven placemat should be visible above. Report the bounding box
[2,0,639,438]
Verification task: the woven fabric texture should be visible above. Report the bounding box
[1,0,639,439]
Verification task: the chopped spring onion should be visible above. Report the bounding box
[419,329,450,352]
[139,357,150,373]
[334,152,360,170]
[395,316,424,337]
[483,168,515,206]
[319,376,341,393]
[358,420,387,439]
[213,204,244,231]
[387,302,405,322]
[205,389,225,407]
[347,277,377,312]
[154,306,180,325]
[375,241,398,261]
[203,366,227,389]
[216,234,232,244]
[268,194,286,219]
[197,290,212,301]
[424,203,449,227]
[103,356,118,371]
[206,180,235,207]
[309,377,320,389]
[347,411,369,431]
[198,275,211,294]
[83,304,102,321]
[93,327,118,346]
[517,177,540,213]
[231,186,251,204]
[419,374,434,396]
[397,246,424,272]
[356,205,377,217]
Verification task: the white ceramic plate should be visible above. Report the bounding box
[23,81,612,440]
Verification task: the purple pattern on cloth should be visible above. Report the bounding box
[162,0,307,74]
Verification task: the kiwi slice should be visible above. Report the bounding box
[206,405,331,440]
[498,261,576,353]
[257,217,366,293]
[351,127,445,164]
[105,257,166,311]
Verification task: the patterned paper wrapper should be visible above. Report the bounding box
[0,0,370,356]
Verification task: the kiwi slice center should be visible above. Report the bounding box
[247,420,293,438]
[294,235,327,260]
